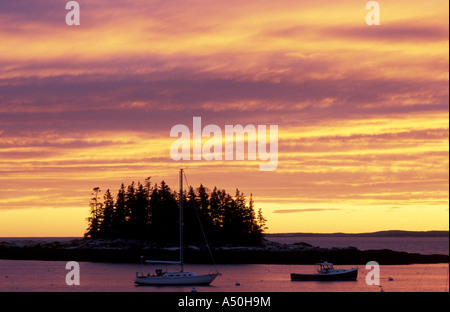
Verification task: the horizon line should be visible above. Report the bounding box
[1,229,449,239]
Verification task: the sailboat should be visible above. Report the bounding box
[134,169,220,286]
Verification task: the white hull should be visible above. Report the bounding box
[135,272,219,286]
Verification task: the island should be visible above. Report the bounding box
[0,235,448,265]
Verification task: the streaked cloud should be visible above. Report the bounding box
[0,0,448,235]
[273,208,343,214]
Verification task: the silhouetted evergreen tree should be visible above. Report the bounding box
[184,186,202,244]
[112,184,127,237]
[257,206,268,233]
[132,182,151,238]
[149,181,178,243]
[196,184,216,242]
[84,187,102,238]
[85,178,267,245]
[209,187,223,228]
[99,189,115,237]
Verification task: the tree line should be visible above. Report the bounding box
[84,178,268,245]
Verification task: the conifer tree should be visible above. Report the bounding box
[112,184,127,237]
[99,189,115,237]
[84,187,102,238]
[85,178,268,245]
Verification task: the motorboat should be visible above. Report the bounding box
[290,261,358,281]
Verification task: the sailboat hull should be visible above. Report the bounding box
[135,273,219,286]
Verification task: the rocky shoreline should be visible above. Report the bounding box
[0,238,448,265]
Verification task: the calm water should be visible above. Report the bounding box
[265,236,449,255]
[0,260,448,292]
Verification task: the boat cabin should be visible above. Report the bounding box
[316,262,335,274]
[150,269,198,278]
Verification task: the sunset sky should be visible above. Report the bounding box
[0,0,448,237]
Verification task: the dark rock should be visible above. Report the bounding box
[0,238,448,265]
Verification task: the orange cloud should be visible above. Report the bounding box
[0,0,448,235]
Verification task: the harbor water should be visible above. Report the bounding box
[0,260,448,292]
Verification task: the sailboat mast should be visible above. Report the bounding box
[179,168,184,272]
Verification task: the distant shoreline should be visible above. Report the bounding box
[1,230,448,241]
[266,230,449,238]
